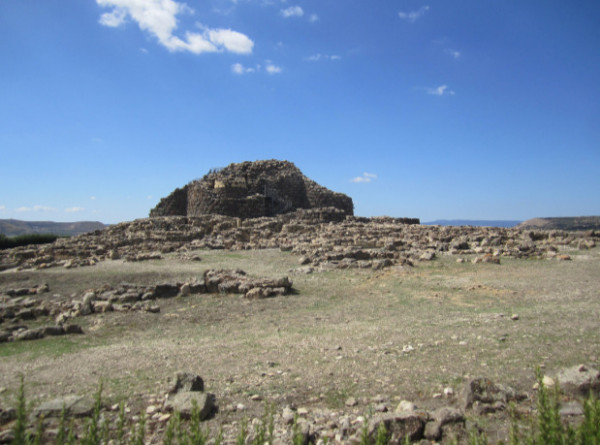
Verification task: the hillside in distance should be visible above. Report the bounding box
[423,219,522,228]
[0,219,106,237]
[518,216,600,231]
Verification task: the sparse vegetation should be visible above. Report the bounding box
[2,246,599,443]
[9,374,600,444]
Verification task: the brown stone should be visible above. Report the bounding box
[149,160,354,219]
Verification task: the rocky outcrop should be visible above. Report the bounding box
[150,160,354,218]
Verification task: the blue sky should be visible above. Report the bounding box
[1,0,599,224]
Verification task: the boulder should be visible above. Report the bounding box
[169,372,204,394]
[367,412,426,444]
[42,325,65,336]
[13,328,44,341]
[556,365,600,397]
[164,392,215,420]
[64,324,84,335]
[461,377,523,410]
[33,395,95,418]
[152,283,180,299]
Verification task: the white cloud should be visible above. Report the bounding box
[232,63,245,74]
[65,207,85,213]
[0,205,6,211]
[309,14,319,23]
[97,0,253,55]
[90,196,97,201]
[398,6,430,23]
[231,62,258,74]
[99,7,127,27]
[351,172,378,183]
[305,53,341,62]
[16,205,57,213]
[281,6,303,18]
[206,28,254,54]
[266,62,282,74]
[232,61,282,75]
[427,85,455,96]
[445,49,461,59]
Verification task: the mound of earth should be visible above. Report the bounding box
[149,160,354,219]
[518,216,600,231]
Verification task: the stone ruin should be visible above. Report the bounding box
[149,159,354,219]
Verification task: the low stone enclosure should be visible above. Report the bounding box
[0,269,293,343]
[0,207,596,273]
[149,160,355,219]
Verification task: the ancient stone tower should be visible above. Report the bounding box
[149,160,354,218]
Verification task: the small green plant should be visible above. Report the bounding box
[188,399,209,445]
[467,429,489,445]
[81,381,103,445]
[31,415,44,445]
[292,414,306,445]
[129,412,145,445]
[250,403,275,445]
[56,405,68,445]
[236,418,248,445]
[374,421,390,445]
[162,412,179,445]
[12,374,33,445]
[359,408,372,445]
[115,402,127,445]
[505,368,600,445]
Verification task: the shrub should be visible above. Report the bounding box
[0,233,60,250]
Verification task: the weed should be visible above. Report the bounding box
[374,421,390,445]
[12,375,28,444]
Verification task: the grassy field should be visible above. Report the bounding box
[1,247,599,441]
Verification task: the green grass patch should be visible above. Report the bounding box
[0,336,94,359]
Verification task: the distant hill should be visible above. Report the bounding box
[0,219,106,237]
[517,216,600,231]
[423,219,522,228]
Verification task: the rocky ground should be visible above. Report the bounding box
[0,209,596,272]
[0,215,599,443]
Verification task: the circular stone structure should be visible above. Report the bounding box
[150,160,354,219]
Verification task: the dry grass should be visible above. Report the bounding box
[1,247,599,433]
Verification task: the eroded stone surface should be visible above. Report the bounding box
[150,160,354,219]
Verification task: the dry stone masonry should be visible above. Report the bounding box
[0,210,598,272]
[0,270,292,343]
[150,160,354,219]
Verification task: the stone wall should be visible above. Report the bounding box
[150,186,188,217]
[150,160,354,219]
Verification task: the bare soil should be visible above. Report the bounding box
[1,247,599,442]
